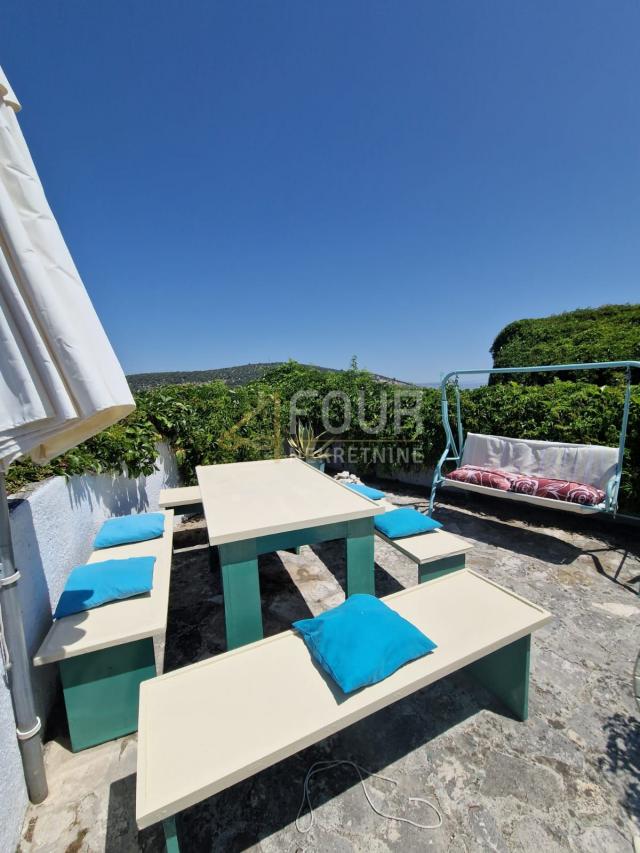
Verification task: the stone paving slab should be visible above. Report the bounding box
[17,485,640,852]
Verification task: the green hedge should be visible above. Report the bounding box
[490,304,640,385]
[6,363,639,514]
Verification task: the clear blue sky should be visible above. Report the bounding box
[2,1,639,383]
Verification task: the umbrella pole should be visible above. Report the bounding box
[0,472,48,804]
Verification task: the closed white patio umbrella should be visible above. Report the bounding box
[0,67,134,467]
[0,66,135,802]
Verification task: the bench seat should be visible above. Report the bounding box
[33,509,174,751]
[136,569,550,843]
[376,527,474,581]
[159,486,202,513]
[34,509,174,666]
[372,497,473,580]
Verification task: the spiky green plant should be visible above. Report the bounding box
[287,421,333,460]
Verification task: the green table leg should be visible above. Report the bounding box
[162,816,181,852]
[346,517,375,597]
[466,634,531,721]
[59,638,156,752]
[419,554,466,584]
[218,539,263,650]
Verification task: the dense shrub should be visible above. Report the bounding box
[489,304,640,385]
[5,410,161,495]
[6,363,639,514]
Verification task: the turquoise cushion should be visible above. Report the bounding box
[293,594,437,693]
[374,508,442,538]
[94,512,165,549]
[345,482,386,500]
[54,557,155,619]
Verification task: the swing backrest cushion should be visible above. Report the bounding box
[460,434,618,492]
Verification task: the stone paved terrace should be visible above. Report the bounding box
[17,483,640,853]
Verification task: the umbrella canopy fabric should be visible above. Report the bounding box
[0,66,134,470]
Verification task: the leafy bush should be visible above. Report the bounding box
[6,363,639,514]
[5,411,161,494]
[490,304,640,385]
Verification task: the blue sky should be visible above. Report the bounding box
[2,1,639,383]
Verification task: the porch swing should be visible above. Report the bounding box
[428,361,639,517]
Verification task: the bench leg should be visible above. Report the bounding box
[162,816,181,852]
[466,634,531,721]
[346,517,375,597]
[59,638,156,752]
[219,539,263,650]
[208,545,217,574]
[419,554,466,584]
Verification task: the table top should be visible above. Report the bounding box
[33,510,174,666]
[196,457,384,545]
[136,569,551,828]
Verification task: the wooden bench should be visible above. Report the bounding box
[33,509,174,752]
[373,497,473,582]
[376,525,474,582]
[159,486,202,516]
[160,486,473,583]
[136,569,550,849]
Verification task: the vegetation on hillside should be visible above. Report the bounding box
[490,304,640,385]
[126,361,412,391]
[127,362,299,391]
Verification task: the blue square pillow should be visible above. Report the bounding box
[94,512,165,549]
[293,594,437,693]
[54,557,155,619]
[345,482,386,500]
[374,508,442,539]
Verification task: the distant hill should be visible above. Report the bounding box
[490,303,640,384]
[127,362,415,392]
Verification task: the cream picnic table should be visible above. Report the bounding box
[194,458,385,650]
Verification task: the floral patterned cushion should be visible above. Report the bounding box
[511,476,605,506]
[446,465,519,492]
[446,466,605,506]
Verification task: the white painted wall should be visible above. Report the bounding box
[0,443,179,853]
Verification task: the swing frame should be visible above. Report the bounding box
[428,360,639,517]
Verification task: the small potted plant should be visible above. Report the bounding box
[287,421,332,472]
